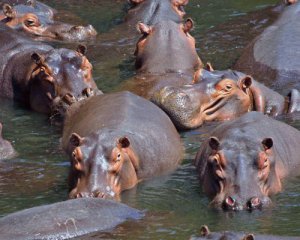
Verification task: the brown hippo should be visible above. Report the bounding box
[151,68,300,129]
[0,23,100,114]
[0,0,97,41]
[0,122,16,159]
[190,225,300,240]
[62,91,182,199]
[126,0,188,27]
[121,19,202,99]
[194,112,300,211]
[234,1,300,95]
[0,198,143,240]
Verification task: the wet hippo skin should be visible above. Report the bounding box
[62,91,183,199]
[234,1,300,95]
[0,23,99,114]
[194,112,300,210]
[0,122,16,160]
[0,198,143,240]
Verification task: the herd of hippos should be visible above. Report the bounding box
[0,0,300,239]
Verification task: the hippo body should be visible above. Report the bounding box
[234,1,300,95]
[0,198,143,240]
[0,122,15,159]
[0,0,97,41]
[0,23,99,114]
[62,91,182,199]
[194,112,300,210]
[152,68,300,129]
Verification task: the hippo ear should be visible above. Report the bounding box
[137,22,152,35]
[205,62,214,72]
[76,45,87,55]
[238,75,252,92]
[69,133,84,147]
[3,4,16,19]
[183,18,194,33]
[262,138,273,151]
[31,52,43,65]
[118,137,130,149]
[209,137,220,151]
[200,225,210,237]
[243,234,255,240]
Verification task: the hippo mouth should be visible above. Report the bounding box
[202,96,227,120]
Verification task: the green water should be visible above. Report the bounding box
[1,0,300,239]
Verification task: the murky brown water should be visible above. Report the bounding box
[1,0,300,239]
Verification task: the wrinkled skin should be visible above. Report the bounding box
[194,112,300,211]
[152,68,300,129]
[121,19,202,99]
[62,92,182,200]
[0,0,97,41]
[0,122,16,160]
[0,198,143,240]
[126,0,188,27]
[0,24,100,114]
[190,225,300,240]
[234,1,300,95]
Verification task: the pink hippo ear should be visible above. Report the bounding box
[200,225,210,237]
[76,45,87,56]
[238,75,252,92]
[69,133,84,147]
[209,137,220,151]
[183,18,194,33]
[262,138,273,151]
[3,4,16,19]
[205,62,214,72]
[118,137,130,149]
[137,22,152,35]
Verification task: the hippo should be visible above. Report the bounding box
[125,0,189,27]
[234,1,300,95]
[151,68,300,129]
[194,112,300,211]
[121,19,202,99]
[0,23,100,114]
[61,91,182,199]
[0,198,143,240]
[0,0,97,41]
[190,225,300,240]
[0,122,16,159]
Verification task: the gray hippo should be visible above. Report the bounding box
[194,112,300,210]
[0,0,97,41]
[151,68,300,129]
[0,122,16,159]
[0,23,100,114]
[61,91,182,199]
[234,1,300,95]
[0,198,143,240]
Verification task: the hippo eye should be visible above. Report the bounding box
[116,153,121,160]
[25,19,36,27]
[225,84,232,91]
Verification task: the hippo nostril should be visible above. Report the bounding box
[247,197,262,210]
[225,196,236,207]
[76,192,83,198]
[94,191,105,198]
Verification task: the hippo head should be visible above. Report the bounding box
[28,45,99,114]
[128,0,189,25]
[200,135,281,211]
[135,19,202,74]
[151,72,253,129]
[67,133,139,199]
[0,123,16,160]
[1,2,97,41]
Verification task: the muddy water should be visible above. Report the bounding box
[1,0,300,239]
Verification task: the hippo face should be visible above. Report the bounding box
[29,46,98,113]
[0,123,16,160]
[135,19,202,74]
[1,2,97,41]
[151,74,252,129]
[68,133,139,199]
[201,136,281,211]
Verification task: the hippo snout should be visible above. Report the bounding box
[222,196,270,211]
[72,189,115,200]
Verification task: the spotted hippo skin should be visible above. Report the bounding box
[0,24,99,114]
[0,0,97,41]
[190,225,300,240]
[0,198,143,240]
[234,1,300,95]
[194,112,300,210]
[62,91,182,199]
[0,122,15,159]
[121,19,202,99]
[126,0,188,27]
[151,68,300,129]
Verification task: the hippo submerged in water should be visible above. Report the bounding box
[0,198,143,240]
[194,112,300,211]
[0,122,15,160]
[0,0,97,41]
[0,24,100,114]
[62,91,182,199]
[152,68,300,129]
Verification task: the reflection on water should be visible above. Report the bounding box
[1,0,300,239]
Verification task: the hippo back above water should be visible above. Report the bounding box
[62,91,182,199]
[0,122,16,160]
